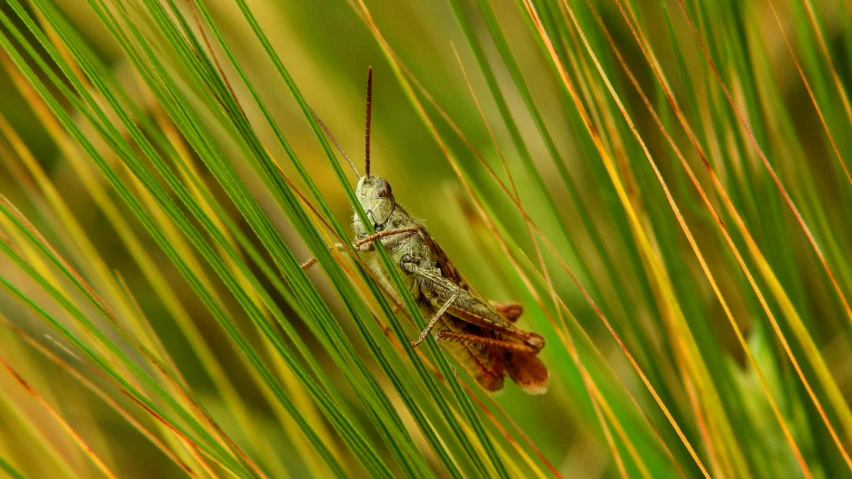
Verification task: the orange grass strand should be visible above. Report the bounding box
[584,3,815,475]
[1,317,198,477]
[0,193,269,478]
[604,0,850,470]
[450,44,519,203]
[0,357,118,479]
[798,0,852,139]
[673,0,852,326]
[764,0,852,188]
[519,1,713,475]
[633,0,852,463]
[558,0,811,475]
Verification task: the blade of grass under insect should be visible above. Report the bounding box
[166,2,470,475]
[298,179,566,479]
[203,0,516,475]
[340,4,551,478]
[298,154,567,479]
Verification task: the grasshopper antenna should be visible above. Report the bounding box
[364,66,373,177]
[309,107,360,178]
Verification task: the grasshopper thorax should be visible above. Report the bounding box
[355,175,396,233]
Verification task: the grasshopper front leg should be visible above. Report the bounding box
[300,226,420,270]
[355,226,420,250]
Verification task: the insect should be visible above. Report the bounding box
[303,68,548,394]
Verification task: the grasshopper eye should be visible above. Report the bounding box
[376,182,392,199]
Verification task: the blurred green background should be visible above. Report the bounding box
[1,0,852,477]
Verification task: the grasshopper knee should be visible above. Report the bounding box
[525,333,545,350]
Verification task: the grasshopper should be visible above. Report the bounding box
[303,68,548,394]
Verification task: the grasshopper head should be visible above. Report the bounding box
[355,175,396,233]
[346,68,397,238]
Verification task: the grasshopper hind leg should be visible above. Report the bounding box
[411,290,460,348]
